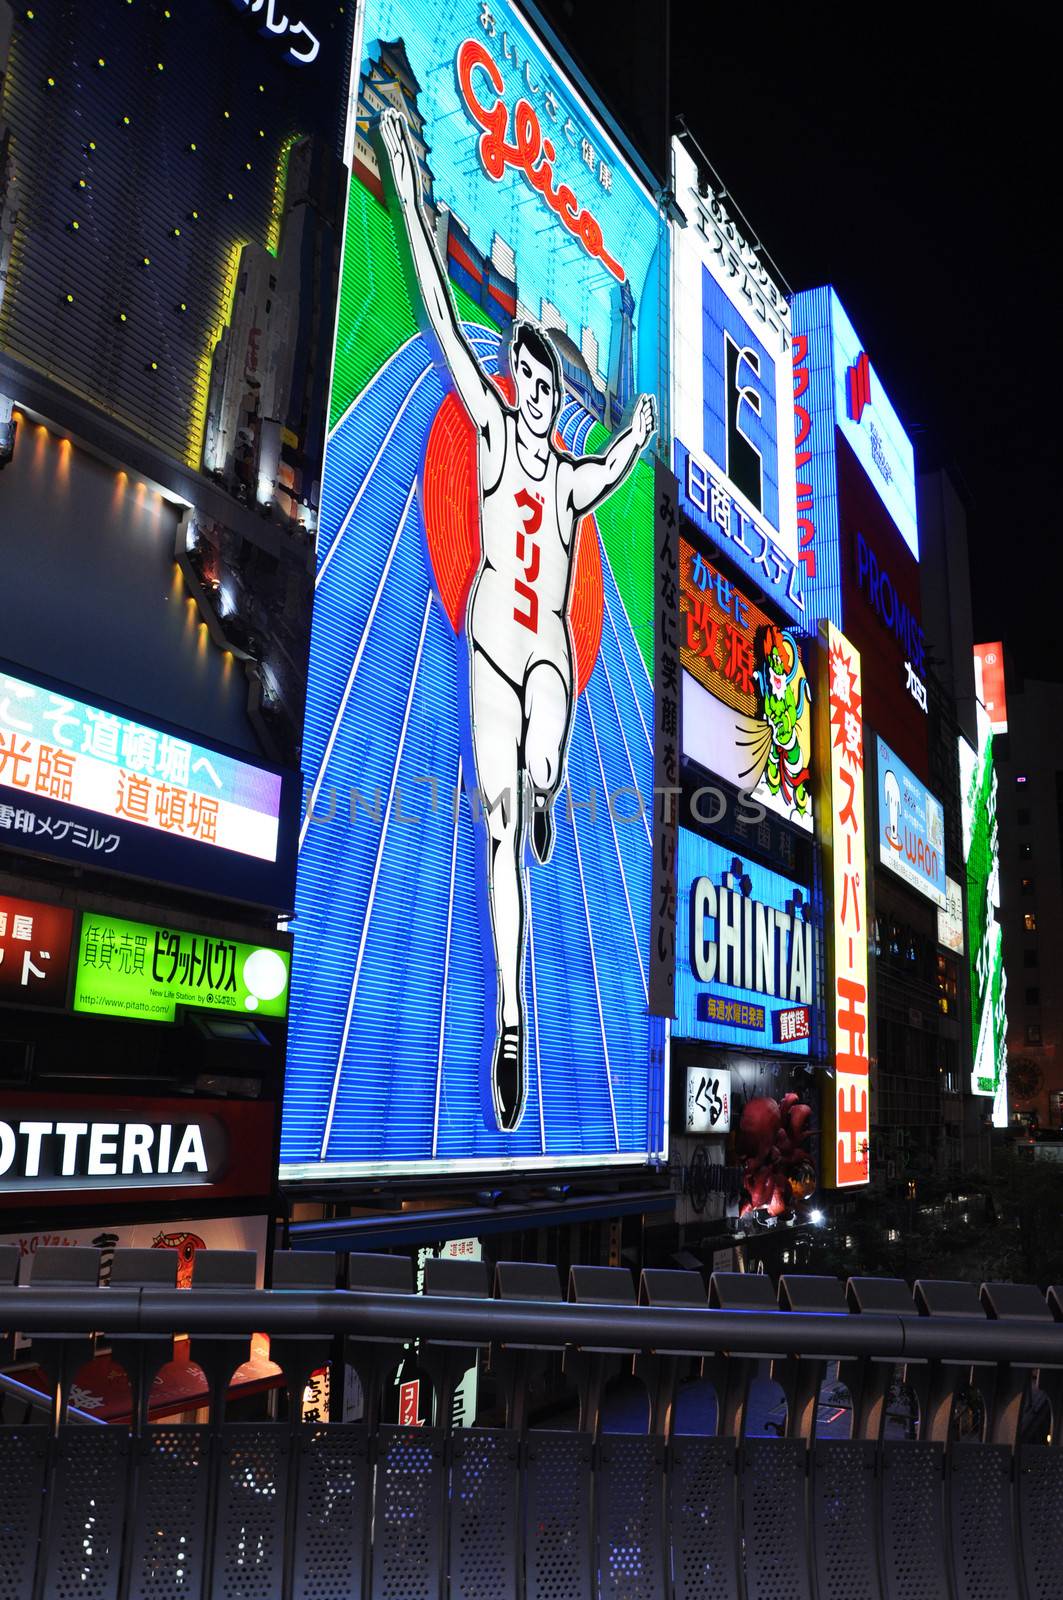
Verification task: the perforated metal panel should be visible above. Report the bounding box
[126,1425,211,1600]
[210,1424,288,1600]
[40,1425,130,1600]
[525,1431,594,1600]
[948,1444,1020,1600]
[811,1439,881,1600]
[449,1429,519,1600]
[370,1424,445,1600]
[1017,1445,1063,1600]
[290,1425,370,1600]
[597,1434,667,1600]
[740,1439,811,1600]
[880,1442,949,1600]
[669,1436,739,1600]
[0,1425,48,1600]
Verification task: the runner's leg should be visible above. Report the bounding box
[524,658,574,864]
[470,647,528,1129]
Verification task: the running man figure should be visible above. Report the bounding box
[376,109,657,1132]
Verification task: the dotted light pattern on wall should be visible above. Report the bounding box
[0,0,352,471]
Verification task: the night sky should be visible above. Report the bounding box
[534,1,1057,682]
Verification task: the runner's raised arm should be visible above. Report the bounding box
[374,109,503,441]
[562,394,657,517]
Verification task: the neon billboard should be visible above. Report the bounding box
[281,0,667,1178]
[876,736,946,907]
[679,535,813,833]
[961,700,1007,1124]
[816,624,870,1187]
[676,830,814,1056]
[671,140,803,622]
[0,658,296,908]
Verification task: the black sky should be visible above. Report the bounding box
[533,1,1059,681]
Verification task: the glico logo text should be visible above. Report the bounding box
[456,39,625,283]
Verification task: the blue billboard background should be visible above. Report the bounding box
[676,829,814,1056]
[876,735,946,907]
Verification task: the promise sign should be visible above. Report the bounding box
[816,623,870,1187]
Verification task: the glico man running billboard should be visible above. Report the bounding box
[280,0,667,1179]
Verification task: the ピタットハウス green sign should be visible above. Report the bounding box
[73,913,290,1022]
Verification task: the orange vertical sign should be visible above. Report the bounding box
[817,624,870,1186]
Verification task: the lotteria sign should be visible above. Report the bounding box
[282,0,666,1179]
[670,139,803,622]
[0,1092,275,1207]
[876,737,946,907]
[676,829,814,1055]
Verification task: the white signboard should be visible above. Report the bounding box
[685,1064,732,1134]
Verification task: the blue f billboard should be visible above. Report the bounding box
[676,830,815,1055]
[280,0,667,1179]
[671,140,803,622]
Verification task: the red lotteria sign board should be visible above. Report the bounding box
[0,894,75,1008]
[0,1092,274,1210]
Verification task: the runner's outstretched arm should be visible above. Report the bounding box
[565,394,657,516]
[374,109,502,439]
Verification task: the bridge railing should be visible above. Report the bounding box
[1,1242,1061,1600]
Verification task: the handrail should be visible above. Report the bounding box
[0,1369,107,1424]
[3,1286,1062,1366]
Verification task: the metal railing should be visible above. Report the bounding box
[1,1242,1061,1599]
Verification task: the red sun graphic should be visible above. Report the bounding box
[421,377,604,695]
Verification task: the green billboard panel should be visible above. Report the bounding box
[74,913,290,1023]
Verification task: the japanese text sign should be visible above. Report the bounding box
[671,139,803,622]
[73,913,290,1023]
[0,659,297,908]
[0,894,74,1008]
[676,828,814,1056]
[876,736,946,907]
[817,623,870,1187]
[679,532,814,835]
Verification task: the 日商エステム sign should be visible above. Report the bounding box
[281,0,666,1179]
[670,140,803,622]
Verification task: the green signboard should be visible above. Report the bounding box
[959,703,1007,1125]
[73,913,290,1023]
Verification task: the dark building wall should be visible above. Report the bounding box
[916,467,978,748]
[994,675,1063,1129]
[0,0,350,470]
[0,418,255,752]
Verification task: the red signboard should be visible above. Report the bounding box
[817,625,870,1188]
[974,642,1007,734]
[0,1091,274,1210]
[0,894,74,1007]
[399,1379,423,1427]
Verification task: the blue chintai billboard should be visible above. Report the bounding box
[280,0,667,1178]
[676,829,815,1056]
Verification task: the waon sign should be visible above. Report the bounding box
[816,624,870,1187]
[0,894,74,1007]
